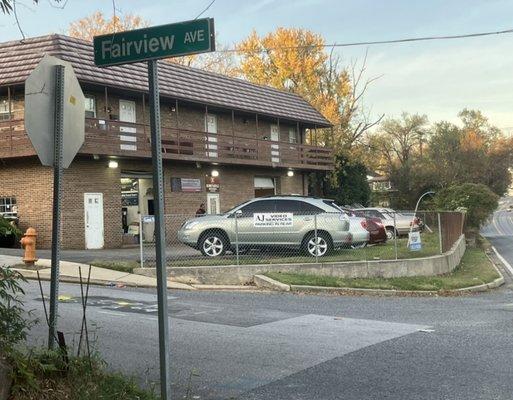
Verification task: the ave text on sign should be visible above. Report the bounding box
[94,18,215,67]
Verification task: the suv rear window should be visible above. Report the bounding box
[274,200,323,214]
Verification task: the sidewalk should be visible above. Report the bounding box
[0,254,195,291]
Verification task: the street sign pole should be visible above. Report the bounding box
[93,19,215,399]
[48,65,65,349]
[148,59,171,399]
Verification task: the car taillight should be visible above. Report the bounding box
[360,220,368,229]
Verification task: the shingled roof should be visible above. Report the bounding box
[0,34,331,127]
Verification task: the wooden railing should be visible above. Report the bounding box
[0,118,334,170]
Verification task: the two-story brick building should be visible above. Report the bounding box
[0,34,333,249]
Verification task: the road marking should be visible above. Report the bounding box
[491,246,513,277]
[493,212,505,236]
[98,310,126,317]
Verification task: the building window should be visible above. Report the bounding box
[0,197,16,214]
[85,96,96,118]
[254,176,277,197]
[288,127,297,144]
[0,100,10,121]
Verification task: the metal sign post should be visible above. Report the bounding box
[94,19,215,400]
[24,55,85,350]
[48,65,65,349]
[148,59,171,399]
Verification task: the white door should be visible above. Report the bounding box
[84,193,104,249]
[205,114,218,158]
[270,124,280,163]
[119,100,137,151]
[207,193,220,214]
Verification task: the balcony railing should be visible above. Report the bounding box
[0,118,334,170]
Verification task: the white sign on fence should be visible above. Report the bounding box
[408,231,422,251]
[253,213,293,227]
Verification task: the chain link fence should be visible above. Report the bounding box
[139,211,464,268]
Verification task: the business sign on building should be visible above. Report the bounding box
[94,18,215,67]
[253,213,293,227]
[121,192,139,206]
[205,176,220,193]
[180,178,202,192]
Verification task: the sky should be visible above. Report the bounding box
[2,0,513,132]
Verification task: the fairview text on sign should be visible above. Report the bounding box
[93,18,215,67]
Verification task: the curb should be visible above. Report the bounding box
[265,254,506,297]
[15,269,196,291]
[254,275,290,291]
[191,284,258,291]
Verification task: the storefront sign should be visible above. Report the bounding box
[94,18,215,66]
[122,192,139,206]
[253,213,293,227]
[180,178,202,192]
[170,178,202,192]
[408,231,422,251]
[205,176,220,193]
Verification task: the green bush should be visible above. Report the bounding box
[0,216,21,239]
[0,267,36,352]
[434,183,499,228]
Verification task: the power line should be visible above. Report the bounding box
[195,0,215,19]
[217,27,513,53]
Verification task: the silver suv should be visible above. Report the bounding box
[178,196,351,257]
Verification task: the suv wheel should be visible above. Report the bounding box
[199,232,228,257]
[385,227,396,240]
[304,232,332,257]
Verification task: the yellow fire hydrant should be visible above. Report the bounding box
[20,227,38,266]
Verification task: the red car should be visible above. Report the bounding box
[351,210,387,245]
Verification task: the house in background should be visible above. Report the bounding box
[367,172,395,207]
[0,34,333,249]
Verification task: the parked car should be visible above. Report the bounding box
[353,207,419,240]
[328,204,387,247]
[178,196,352,257]
[400,212,425,232]
[353,211,388,245]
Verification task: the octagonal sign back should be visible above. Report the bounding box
[25,54,85,168]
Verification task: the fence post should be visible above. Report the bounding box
[393,212,398,260]
[314,213,319,264]
[438,212,443,254]
[139,213,144,268]
[234,211,240,266]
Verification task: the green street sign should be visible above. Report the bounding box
[93,18,215,67]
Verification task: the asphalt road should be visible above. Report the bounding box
[481,196,513,275]
[24,276,513,400]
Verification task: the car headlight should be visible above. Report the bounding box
[183,220,200,230]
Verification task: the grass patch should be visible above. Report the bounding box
[166,232,441,267]
[265,247,500,291]
[90,260,140,274]
[8,349,158,400]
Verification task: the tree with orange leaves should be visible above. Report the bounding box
[236,28,381,154]
[68,11,149,41]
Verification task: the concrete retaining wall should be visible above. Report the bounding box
[135,235,466,285]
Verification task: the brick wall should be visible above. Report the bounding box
[61,158,122,249]
[0,158,53,247]
[0,156,306,249]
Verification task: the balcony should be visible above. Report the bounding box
[0,118,334,170]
